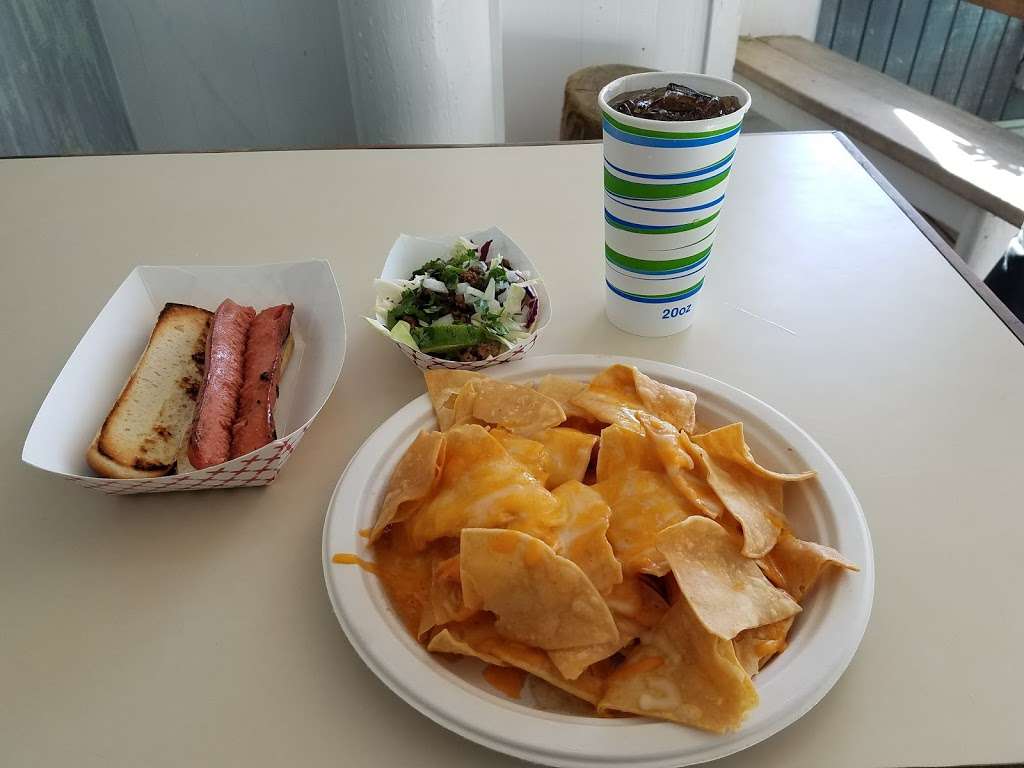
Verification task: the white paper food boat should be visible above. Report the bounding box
[370,226,551,371]
[22,261,346,495]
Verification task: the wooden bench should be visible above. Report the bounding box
[734,35,1024,251]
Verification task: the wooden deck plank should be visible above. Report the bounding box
[734,35,1024,223]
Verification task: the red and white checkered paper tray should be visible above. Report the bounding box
[369,226,551,371]
[22,261,346,495]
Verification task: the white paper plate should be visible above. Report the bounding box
[322,354,874,768]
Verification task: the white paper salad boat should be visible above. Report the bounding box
[368,226,551,371]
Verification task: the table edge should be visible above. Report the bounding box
[832,131,1024,346]
[0,131,830,161]
[6,131,1019,346]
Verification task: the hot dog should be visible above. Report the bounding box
[229,304,294,459]
[187,299,256,469]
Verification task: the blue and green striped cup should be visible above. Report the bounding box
[599,72,751,336]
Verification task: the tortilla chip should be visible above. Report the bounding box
[369,431,446,543]
[764,532,859,602]
[733,617,794,676]
[497,641,610,706]
[428,628,506,666]
[570,364,646,432]
[551,481,622,594]
[604,576,671,630]
[570,365,699,435]
[535,375,593,421]
[460,528,618,650]
[528,676,597,715]
[594,470,693,576]
[451,379,480,428]
[632,369,697,433]
[491,428,550,486]
[439,615,610,705]
[641,415,694,471]
[482,664,527,699]
[468,379,565,435]
[662,573,683,606]
[424,370,483,430]
[692,423,814,558]
[548,619,632,681]
[599,598,759,733]
[639,414,724,519]
[696,423,816,483]
[595,423,662,482]
[756,556,787,588]
[407,425,562,549]
[549,577,669,680]
[417,554,477,637]
[538,428,598,488]
[656,517,801,640]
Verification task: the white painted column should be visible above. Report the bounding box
[738,0,822,39]
[337,0,504,145]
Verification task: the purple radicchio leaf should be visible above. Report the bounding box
[523,286,539,328]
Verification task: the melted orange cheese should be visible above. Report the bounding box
[408,425,562,548]
[331,553,379,574]
[482,664,527,698]
[372,527,457,636]
[594,470,693,576]
[612,655,665,680]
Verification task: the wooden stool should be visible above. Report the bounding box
[560,64,653,140]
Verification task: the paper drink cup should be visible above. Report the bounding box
[599,72,751,336]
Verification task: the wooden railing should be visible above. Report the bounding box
[968,0,1024,20]
[815,0,1024,121]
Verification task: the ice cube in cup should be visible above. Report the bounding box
[609,82,741,121]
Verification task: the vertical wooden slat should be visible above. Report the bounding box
[955,10,1009,112]
[1001,87,1024,120]
[932,1,985,102]
[0,0,136,156]
[884,0,933,82]
[854,0,878,59]
[832,0,875,58]
[908,0,960,92]
[858,0,904,70]
[978,17,1024,118]
[815,0,843,46]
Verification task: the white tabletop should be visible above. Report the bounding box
[3,133,1022,768]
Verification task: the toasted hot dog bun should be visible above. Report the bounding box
[86,303,212,479]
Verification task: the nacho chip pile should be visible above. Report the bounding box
[337,365,858,733]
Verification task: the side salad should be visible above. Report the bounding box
[371,237,541,362]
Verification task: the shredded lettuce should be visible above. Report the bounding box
[387,320,419,350]
[450,237,477,264]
